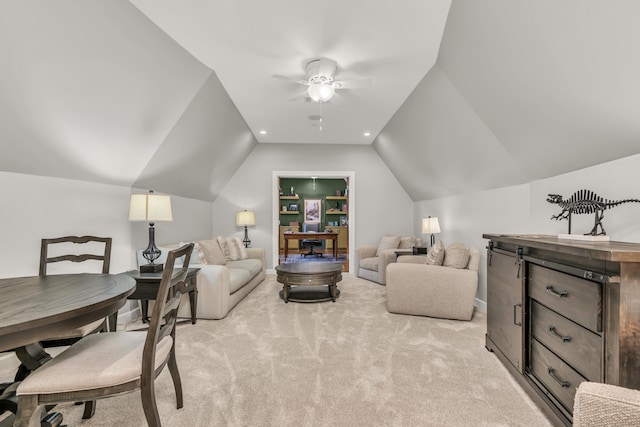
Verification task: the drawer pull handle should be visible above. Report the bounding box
[546,285,568,298]
[547,367,570,388]
[548,325,571,342]
[547,368,571,388]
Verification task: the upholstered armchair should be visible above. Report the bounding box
[355,235,419,285]
[386,243,480,321]
[573,382,640,426]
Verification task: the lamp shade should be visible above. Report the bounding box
[422,217,441,234]
[307,83,335,103]
[129,193,173,222]
[236,210,256,227]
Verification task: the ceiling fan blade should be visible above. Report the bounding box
[288,89,309,101]
[335,78,372,89]
[272,74,308,85]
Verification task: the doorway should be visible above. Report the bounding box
[272,171,355,273]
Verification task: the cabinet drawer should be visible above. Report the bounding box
[528,264,601,332]
[530,339,587,413]
[531,301,601,381]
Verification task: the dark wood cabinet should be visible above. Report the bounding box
[486,248,524,372]
[484,234,640,426]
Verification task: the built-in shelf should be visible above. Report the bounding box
[280,211,300,215]
[325,196,347,200]
[326,210,347,215]
[280,195,299,200]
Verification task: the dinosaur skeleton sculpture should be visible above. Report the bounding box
[547,190,640,236]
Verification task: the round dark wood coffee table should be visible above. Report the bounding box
[275,262,343,303]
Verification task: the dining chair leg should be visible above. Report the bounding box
[141,380,160,427]
[81,400,96,419]
[167,349,183,409]
[14,395,44,427]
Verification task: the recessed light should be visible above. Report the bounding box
[259,130,267,135]
[364,132,371,137]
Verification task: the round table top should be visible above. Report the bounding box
[0,273,136,352]
[275,262,343,275]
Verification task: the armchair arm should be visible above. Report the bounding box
[355,246,378,271]
[574,382,640,427]
[377,248,400,284]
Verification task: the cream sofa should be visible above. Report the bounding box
[136,241,265,320]
[386,245,480,320]
[355,235,421,285]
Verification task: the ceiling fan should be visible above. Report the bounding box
[273,57,371,103]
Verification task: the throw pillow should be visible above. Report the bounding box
[179,241,207,265]
[217,236,248,261]
[398,235,417,249]
[376,235,401,255]
[426,240,445,265]
[443,242,470,269]
[197,239,227,265]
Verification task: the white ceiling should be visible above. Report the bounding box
[129,0,452,144]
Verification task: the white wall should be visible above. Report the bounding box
[212,143,415,270]
[0,171,133,278]
[416,153,640,304]
[0,172,214,372]
[130,188,214,251]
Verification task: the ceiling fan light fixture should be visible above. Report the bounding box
[307,83,335,103]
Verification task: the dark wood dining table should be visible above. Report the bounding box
[0,273,136,426]
[0,273,136,353]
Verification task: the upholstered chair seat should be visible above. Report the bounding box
[18,333,172,395]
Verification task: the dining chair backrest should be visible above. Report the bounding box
[39,236,112,276]
[142,243,193,386]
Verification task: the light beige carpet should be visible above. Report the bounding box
[4,274,552,426]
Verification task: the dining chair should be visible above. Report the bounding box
[15,243,194,427]
[38,236,113,347]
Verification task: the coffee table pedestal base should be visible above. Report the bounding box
[279,286,341,303]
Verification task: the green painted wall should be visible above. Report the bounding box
[279,178,348,228]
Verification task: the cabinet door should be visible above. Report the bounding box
[337,226,348,249]
[486,249,524,372]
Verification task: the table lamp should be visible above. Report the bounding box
[422,216,441,247]
[236,210,256,248]
[129,190,173,273]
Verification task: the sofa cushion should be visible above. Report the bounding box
[376,235,401,255]
[226,258,262,278]
[398,236,417,249]
[198,239,227,265]
[360,257,379,272]
[179,241,206,265]
[443,242,470,269]
[426,240,445,266]
[217,236,248,261]
[228,268,252,294]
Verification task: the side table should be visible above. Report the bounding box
[125,267,200,324]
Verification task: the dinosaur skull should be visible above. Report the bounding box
[547,194,562,203]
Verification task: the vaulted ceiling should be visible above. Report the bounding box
[2,1,639,202]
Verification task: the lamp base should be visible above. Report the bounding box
[140,263,163,273]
